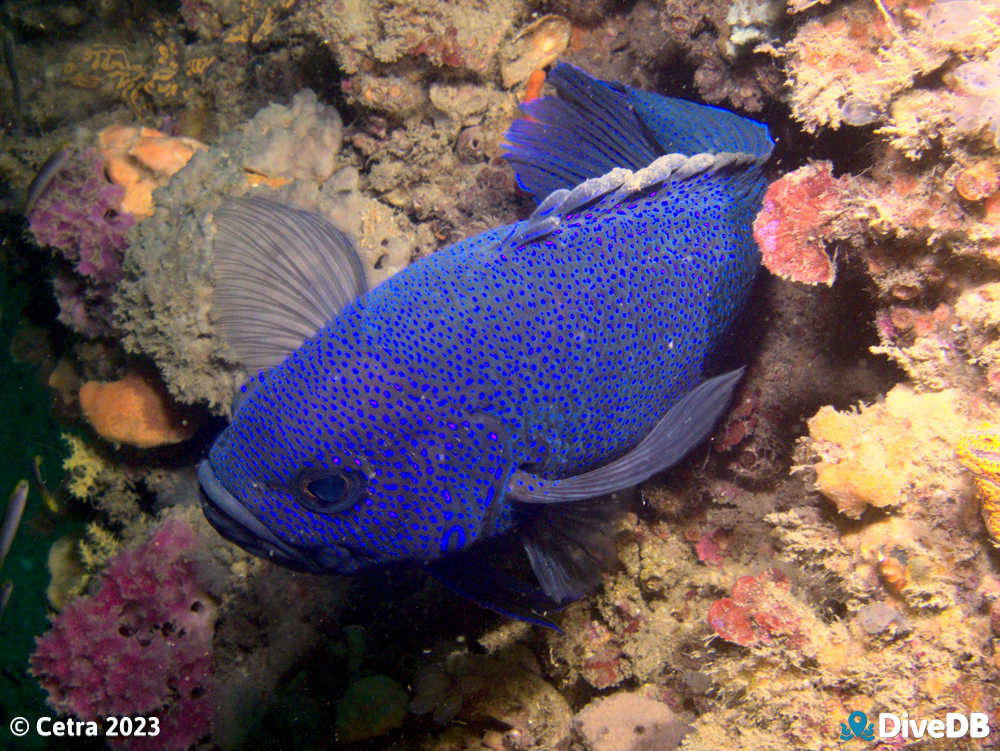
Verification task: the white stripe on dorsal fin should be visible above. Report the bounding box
[506,167,631,247]
[506,151,763,249]
[558,167,631,214]
[212,197,367,375]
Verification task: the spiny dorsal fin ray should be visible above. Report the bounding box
[213,197,367,375]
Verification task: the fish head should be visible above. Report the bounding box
[198,355,514,574]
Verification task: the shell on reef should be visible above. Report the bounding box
[954,160,1000,201]
[500,15,572,89]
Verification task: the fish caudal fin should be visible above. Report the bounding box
[503,62,773,202]
[213,197,367,375]
[509,368,745,502]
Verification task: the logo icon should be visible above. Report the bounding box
[841,711,875,742]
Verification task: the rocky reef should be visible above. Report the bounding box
[2,0,1000,749]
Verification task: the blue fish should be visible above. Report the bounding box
[198,63,773,626]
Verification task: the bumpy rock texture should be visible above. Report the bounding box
[11,0,1000,749]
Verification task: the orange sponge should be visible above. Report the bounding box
[98,125,205,218]
[79,370,196,448]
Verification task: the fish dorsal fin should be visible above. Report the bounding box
[508,368,744,502]
[504,152,761,249]
[212,197,367,375]
[628,86,774,161]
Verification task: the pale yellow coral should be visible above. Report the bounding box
[62,433,103,502]
[64,20,216,114]
[956,429,1000,545]
[45,535,87,610]
[60,433,143,524]
[806,385,980,518]
[78,521,121,571]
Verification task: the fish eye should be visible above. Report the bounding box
[296,468,366,514]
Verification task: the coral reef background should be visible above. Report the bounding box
[2,0,1000,749]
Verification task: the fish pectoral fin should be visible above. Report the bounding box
[508,367,745,503]
[212,197,367,376]
[424,534,565,630]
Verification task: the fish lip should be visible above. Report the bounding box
[197,459,352,574]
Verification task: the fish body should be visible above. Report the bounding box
[199,64,773,622]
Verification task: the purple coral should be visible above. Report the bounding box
[27,148,135,337]
[31,518,215,751]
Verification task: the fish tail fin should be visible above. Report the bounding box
[503,62,773,202]
[516,495,625,606]
[626,86,774,162]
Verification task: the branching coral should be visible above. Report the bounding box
[62,433,142,525]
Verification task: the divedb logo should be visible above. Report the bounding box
[840,710,991,742]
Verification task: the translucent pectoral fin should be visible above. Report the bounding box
[212,197,367,375]
[518,495,624,606]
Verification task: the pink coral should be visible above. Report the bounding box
[31,518,215,751]
[27,148,136,336]
[707,569,804,648]
[753,161,847,286]
[694,528,727,566]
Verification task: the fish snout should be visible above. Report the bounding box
[197,460,360,574]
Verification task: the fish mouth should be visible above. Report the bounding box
[197,460,353,574]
